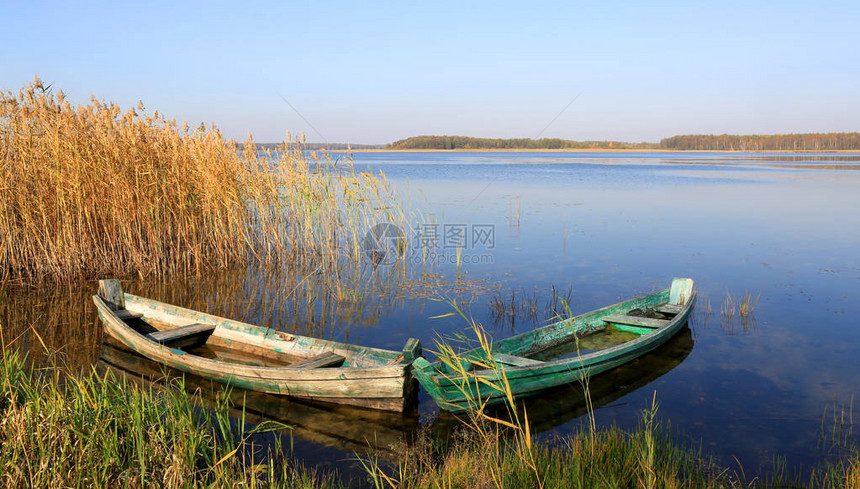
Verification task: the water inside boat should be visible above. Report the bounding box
[530,326,641,361]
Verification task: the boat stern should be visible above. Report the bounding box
[669,278,695,306]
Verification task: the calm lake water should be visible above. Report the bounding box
[4,151,859,480]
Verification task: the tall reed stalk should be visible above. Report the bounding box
[0,77,403,282]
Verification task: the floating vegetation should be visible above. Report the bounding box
[508,197,521,236]
[396,273,498,301]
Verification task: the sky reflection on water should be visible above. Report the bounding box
[348,151,860,472]
[6,150,857,477]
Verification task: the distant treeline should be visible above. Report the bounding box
[387,133,860,151]
[387,136,656,150]
[660,133,860,151]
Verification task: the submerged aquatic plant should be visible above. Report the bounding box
[721,290,760,319]
[721,291,737,318]
[488,285,573,330]
[738,291,760,317]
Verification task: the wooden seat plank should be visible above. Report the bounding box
[146,323,216,349]
[654,303,683,316]
[288,352,345,369]
[602,314,669,329]
[116,309,143,321]
[491,352,544,367]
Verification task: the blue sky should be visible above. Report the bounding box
[2,1,859,144]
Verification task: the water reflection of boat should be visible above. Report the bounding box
[97,341,421,462]
[93,279,421,412]
[413,278,696,412]
[429,327,694,436]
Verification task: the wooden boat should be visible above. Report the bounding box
[412,277,695,412]
[93,279,421,412]
[427,327,694,436]
[97,341,420,461]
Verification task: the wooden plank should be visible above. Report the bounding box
[98,279,125,310]
[491,352,544,367]
[204,335,306,364]
[654,303,683,316]
[146,323,215,349]
[602,315,669,329]
[401,338,422,363]
[115,309,143,321]
[288,352,345,369]
[610,324,655,336]
[123,293,402,367]
[669,277,694,305]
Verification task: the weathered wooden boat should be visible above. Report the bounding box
[97,341,420,461]
[427,327,694,436]
[93,279,421,412]
[412,277,695,412]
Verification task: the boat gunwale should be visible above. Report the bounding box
[421,284,696,379]
[93,294,410,379]
[122,292,408,365]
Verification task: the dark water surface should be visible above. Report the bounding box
[3,151,858,479]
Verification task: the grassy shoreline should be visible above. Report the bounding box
[0,345,856,488]
[0,347,337,488]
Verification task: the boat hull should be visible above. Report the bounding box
[93,284,419,412]
[413,278,695,412]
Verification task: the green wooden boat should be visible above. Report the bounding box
[412,278,695,412]
[93,279,421,412]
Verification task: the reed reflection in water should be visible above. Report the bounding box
[0,259,432,370]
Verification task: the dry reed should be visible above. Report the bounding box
[721,291,759,319]
[738,292,760,317]
[0,77,402,282]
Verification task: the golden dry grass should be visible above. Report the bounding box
[0,77,400,282]
[721,291,759,319]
